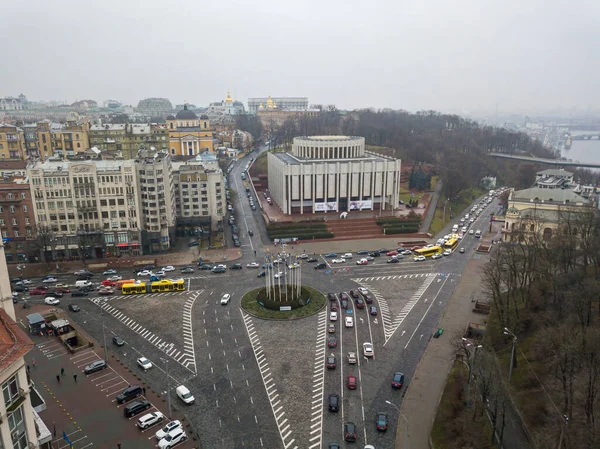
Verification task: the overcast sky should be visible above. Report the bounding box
[1,0,598,115]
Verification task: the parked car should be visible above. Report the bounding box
[229,264,243,270]
[376,412,388,432]
[257,271,266,277]
[162,266,175,272]
[29,288,46,295]
[331,258,346,264]
[344,422,357,441]
[199,264,214,271]
[42,276,58,283]
[356,250,369,255]
[392,371,405,389]
[324,253,337,258]
[328,394,340,412]
[137,357,153,370]
[137,411,164,430]
[356,258,368,265]
[113,336,125,346]
[84,360,107,375]
[387,258,400,264]
[157,428,187,449]
[123,400,151,418]
[307,257,318,263]
[116,385,143,404]
[414,255,426,262]
[68,304,81,312]
[155,421,182,440]
[180,267,194,274]
[363,342,374,357]
[211,266,226,273]
[315,263,327,269]
[137,270,152,277]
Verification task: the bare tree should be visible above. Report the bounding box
[32,225,55,264]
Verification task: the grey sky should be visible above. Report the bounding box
[1,0,598,114]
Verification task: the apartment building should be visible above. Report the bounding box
[0,241,50,449]
[173,156,225,232]
[88,124,126,153]
[88,123,169,159]
[0,178,35,262]
[0,124,25,161]
[135,149,176,254]
[27,159,143,261]
[51,121,90,158]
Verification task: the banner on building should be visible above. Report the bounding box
[314,202,338,212]
[349,200,372,210]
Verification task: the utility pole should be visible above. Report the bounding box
[504,328,517,383]
[101,309,108,362]
[161,358,171,419]
[385,400,409,449]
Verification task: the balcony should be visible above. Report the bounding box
[6,388,27,414]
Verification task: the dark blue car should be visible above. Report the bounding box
[325,253,337,258]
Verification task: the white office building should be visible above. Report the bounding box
[267,136,401,215]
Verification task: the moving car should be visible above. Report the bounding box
[162,266,175,272]
[356,250,369,255]
[376,412,388,431]
[369,306,377,316]
[137,411,164,429]
[355,298,365,309]
[211,266,226,273]
[246,262,260,268]
[459,247,465,253]
[108,275,123,281]
[99,287,114,295]
[137,357,153,370]
[175,385,195,404]
[432,253,442,260]
[364,293,374,304]
[358,287,369,296]
[229,263,243,270]
[74,270,93,276]
[328,324,336,333]
[414,255,426,262]
[469,229,475,235]
[71,290,88,297]
[68,304,80,312]
[347,352,357,364]
[345,317,354,328]
[103,269,117,275]
[330,311,338,321]
[298,253,309,259]
[137,270,152,277]
[273,271,284,279]
[392,371,405,389]
[220,294,231,305]
[386,250,398,256]
[42,276,58,283]
[113,336,125,346]
[401,249,413,255]
[349,290,359,298]
[347,374,357,390]
[155,421,182,440]
[84,360,107,374]
[443,250,451,256]
[363,342,374,357]
[257,271,266,278]
[324,253,337,258]
[44,297,59,305]
[157,428,187,449]
[344,422,357,442]
[307,257,318,263]
[330,302,338,311]
[200,264,214,270]
[331,258,346,264]
[327,335,337,348]
[315,263,327,269]
[124,400,151,418]
[387,257,400,263]
[326,355,337,369]
[328,394,340,412]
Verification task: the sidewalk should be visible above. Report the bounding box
[419,179,443,233]
[394,253,489,449]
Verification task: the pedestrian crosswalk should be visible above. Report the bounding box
[89,290,189,302]
[351,273,435,283]
[89,291,202,373]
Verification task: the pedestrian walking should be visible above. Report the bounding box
[142,387,146,396]
[53,423,56,438]
[32,358,36,368]
[27,364,30,374]
[61,367,65,376]
[56,375,60,383]
[73,373,78,383]
[117,443,121,449]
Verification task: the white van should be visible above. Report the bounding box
[475,230,481,238]
[176,385,195,404]
[342,253,353,259]
[452,224,459,232]
[75,280,92,289]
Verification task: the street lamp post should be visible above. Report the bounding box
[100,309,108,362]
[504,328,517,383]
[385,400,409,449]
[161,358,171,418]
[462,338,482,408]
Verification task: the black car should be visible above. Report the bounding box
[364,294,374,304]
[376,412,388,431]
[368,252,381,258]
[188,241,200,247]
[71,290,88,297]
[13,285,26,292]
[46,291,64,298]
[344,422,357,441]
[314,263,327,270]
[326,355,336,369]
[387,258,400,263]
[356,250,369,255]
[212,267,226,273]
[349,290,359,299]
[116,385,143,404]
[369,306,377,316]
[328,444,340,449]
[230,264,242,270]
[328,394,339,412]
[10,277,22,284]
[378,248,390,254]
[113,336,125,346]
[392,371,405,389]
[76,273,93,280]
[248,230,254,236]
[307,257,318,263]
[233,241,241,247]
[356,298,365,309]
[199,264,214,271]
[68,304,80,312]
[84,360,107,375]
[123,400,151,418]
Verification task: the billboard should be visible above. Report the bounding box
[314,202,338,212]
[349,200,373,211]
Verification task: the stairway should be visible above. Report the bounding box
[326,217,384,240]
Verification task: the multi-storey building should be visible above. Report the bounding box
[0,161,27,178]
[208,92,245,115]
[0,124,25,161]
[166,106,217,156]
[248,95,308,114]
[88,124,168,159]
[135,149,176,253]
[0,241,50,449]
[27,159,143,261]
[88,124,126,153]
[173,156,225,232]
[0,178,35,263]
[0,94,27,110]
[51,120,90,158]
[135,98,173,118]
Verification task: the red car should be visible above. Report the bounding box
[347,374,357,390]
[330,302,338,311]
[410,246,422,251]
[55,287,71,294]
[355,298,365,309]
[101,280,116,287]
[29,288,46,295]
[386,250,398,256]
[364,294,374,304]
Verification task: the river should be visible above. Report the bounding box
[561,138,600,165]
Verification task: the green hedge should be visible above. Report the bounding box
[383,227,420,234]
[267,223,328,231]
[269,231,333,240]
[376,218,421,225]
[268,220,325,229]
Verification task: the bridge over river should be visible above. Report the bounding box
[488,153,600,169]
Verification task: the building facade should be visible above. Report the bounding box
[208,92,245,115]
[0,94,27,110]
[166,105,217,156]
[51,121,90,158]
[0,124,25,161]
[257,108,320,131]
[173,157,225,232]
[135,149,176,254]
[135,98,174,118]
[248,96,308,114]
[267,136,401,214]
[27,159,143,261]
[502,187,594,242]
[0,178,35,262]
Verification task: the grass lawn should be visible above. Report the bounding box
[431,360,499,449]
[241,285,326,319]
[249,151,268,176]
[429,187,485,235]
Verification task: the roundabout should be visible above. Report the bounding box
[241,284,326,319]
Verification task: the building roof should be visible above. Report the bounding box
[200,114,209,120]
[271,150,396,165]
[89,124,126,131]
[0,308,35,373]
[175,105,198,120]
[537,168,574,177]
[0,160,27,170]
[166,115,176,120]
[511,187,591,204]
[28,159,133,172]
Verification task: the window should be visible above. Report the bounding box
[2,374,19,407]
[23,205,27,212]
[7,193,12,199]
[0,219,4,226]
[12,218,17,226]
[10,205,15,213]
[20,192,26,199]
[25,218,30,224]
[14,230,19,237]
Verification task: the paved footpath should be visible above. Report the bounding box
[394,253,488,449]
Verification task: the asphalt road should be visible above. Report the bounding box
[13,150,501,448]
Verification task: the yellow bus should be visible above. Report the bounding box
[414,245,443,257]
[444,238,459,252]
[122,279,185,295]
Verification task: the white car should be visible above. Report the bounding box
[356,258,368,265]
[220,293,231,305]
[19,279,32,285]
[42,276,58,283]
[342,253,353,259]
[44,297,60,305]
[137,270,152,277]
[414,255,426,262]
[330,311,338,321]
[432,253,442,260]
[469,229,474,235]
[155,421,182,440]
[331,258,346,264]
[155,270,166,277]
[469,218,475,223]
[162,266,175,272]
[443,250,452,256]
[363,342,374,357]
[358,287,369,296]
[345,317,354,328]
[137,411,164,429]
[108,275,123,281]
[175,385,195,404]
[158,428,187,449]
[137,357,153,370]
[274,271,284,279]
[289,263,300,269]
[246,262,260,268]
[298,253,309,259]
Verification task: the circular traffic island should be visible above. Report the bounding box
[241,285,326,320]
